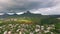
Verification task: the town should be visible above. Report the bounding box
[0,11,60,34]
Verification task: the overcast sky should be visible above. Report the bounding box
[0,0,60,15]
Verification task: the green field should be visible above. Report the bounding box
[0,16,60,34]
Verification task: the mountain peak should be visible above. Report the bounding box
[24,11,31,14]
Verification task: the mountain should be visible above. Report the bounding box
[20,11,42,17]
[0,11,60,18]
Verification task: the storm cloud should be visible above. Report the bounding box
[0,0,59,15]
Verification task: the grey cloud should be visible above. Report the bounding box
[0,0,56,13]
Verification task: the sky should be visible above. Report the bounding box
[0,0,60,15]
